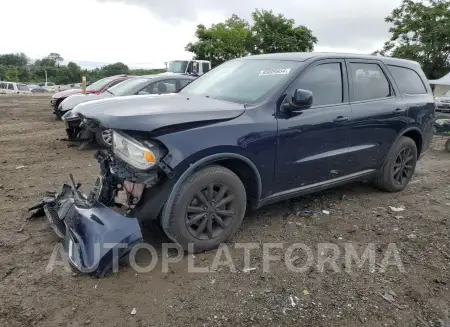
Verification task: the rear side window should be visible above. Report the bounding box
[8,83,14,90]
[387,65,427,95]
[293,62,343,106]
[349,63,392,102]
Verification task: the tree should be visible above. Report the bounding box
[67,61,82,82]
[48,52,63,64]
[375,0,450,79]
[0,53,29,67]
[100,62,129,76]
[186,10,318,66]
[250,9,317,54]
[186,15,252,67]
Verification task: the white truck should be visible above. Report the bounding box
[165,60,211,76]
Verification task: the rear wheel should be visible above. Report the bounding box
[374,136,418,192]
[164,165,247,253]
[94,129,113,148]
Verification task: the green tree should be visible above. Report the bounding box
[48,52,63,65]
[375,0,450,79]
[100,62,129,76]
[186,10,318,66]
[67,61,82,82]
[250,9,317,54]
[186,15,252,67]
[0,53,29,67]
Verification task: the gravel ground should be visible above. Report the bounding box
[1,96,450,327]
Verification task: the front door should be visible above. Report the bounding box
[273,59,353,193]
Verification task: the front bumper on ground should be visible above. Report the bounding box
[31,177,143,277]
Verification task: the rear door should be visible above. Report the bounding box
[345,59,407,173]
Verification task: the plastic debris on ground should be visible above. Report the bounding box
[389,206,405,212]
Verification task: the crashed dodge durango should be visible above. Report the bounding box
[34,53,434,276]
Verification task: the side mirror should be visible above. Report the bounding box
[281,89,313,112]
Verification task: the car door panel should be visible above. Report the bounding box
[345,59,408,173]
[274,59,352,193]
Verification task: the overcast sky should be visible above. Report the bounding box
[3,0,401,68]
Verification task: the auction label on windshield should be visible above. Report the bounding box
[259,68,291,76]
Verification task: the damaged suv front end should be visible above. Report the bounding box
[32,85,248,276]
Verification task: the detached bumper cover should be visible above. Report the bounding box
[31,181,143,277]
[64,202,142,277]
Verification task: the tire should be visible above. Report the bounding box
[94,129,113,148]
[374,136,418,192]
[164,165,247,253]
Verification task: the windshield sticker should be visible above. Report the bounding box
[259,68,291,76]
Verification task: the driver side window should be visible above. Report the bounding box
[291,63,343,107]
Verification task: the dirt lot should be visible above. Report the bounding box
[1,95,450,327]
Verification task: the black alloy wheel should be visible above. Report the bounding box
[392,147,415,185]
[185,183,236,240]
[164,165,247,252]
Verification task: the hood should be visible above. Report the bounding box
[52,88,82,99]
[60,93,112,111]
[75,93,245,132]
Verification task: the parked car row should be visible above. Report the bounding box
[59,74,196,147]
[32,52,435,277]
[0,81,72,94]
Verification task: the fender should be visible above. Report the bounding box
[160,153,262,232]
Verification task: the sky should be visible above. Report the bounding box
[3,0,402,69]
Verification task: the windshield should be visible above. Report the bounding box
[87,76,120,91]
[107,78,150,96]
[180,59,301,104]
[168,61,188,74]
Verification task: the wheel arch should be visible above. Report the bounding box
[400,127,423,156]
[160,153,262,231]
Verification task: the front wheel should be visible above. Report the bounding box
[164,165,247,253]
[374,136,418,192]
[94,129,113,148]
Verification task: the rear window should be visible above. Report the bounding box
[387,65,427,95]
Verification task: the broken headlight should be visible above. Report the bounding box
[62,110,78,121]
[112,131,160,170]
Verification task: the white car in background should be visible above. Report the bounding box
[0,81,32,94]
[38,82,59,92]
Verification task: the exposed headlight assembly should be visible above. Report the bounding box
[62,110,78,121]
[112,131,160,170]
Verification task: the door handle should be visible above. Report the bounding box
[393,108,406,114]
[333,116,350,122]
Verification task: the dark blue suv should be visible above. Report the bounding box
[38,53,434,275]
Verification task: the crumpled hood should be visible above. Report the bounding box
[60,93,111,111]
[75,93,245,132]
[52,88,83,99]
